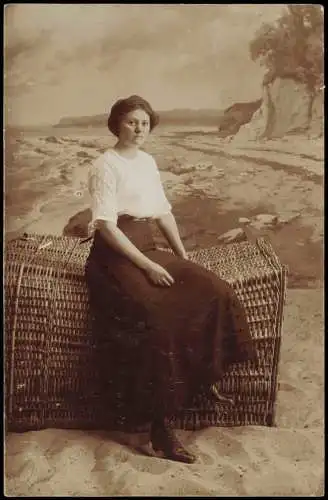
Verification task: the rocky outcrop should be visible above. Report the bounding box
[308,88,324,138]
[231,77,324,142]
[265,78,311,137]
[63,208,91,238]
[218,212,302,243]
[217,100,262,138]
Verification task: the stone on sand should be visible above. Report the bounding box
[76,150,93,158]
[63,208,92,238]
[278,213,301,225]
[44,136,62,144]
[250,214,278,229]
[218,228,246,243]
[238,217,251,225]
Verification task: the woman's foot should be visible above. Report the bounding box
[150,420,197,464]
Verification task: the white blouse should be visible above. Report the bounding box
[88,149,172,228]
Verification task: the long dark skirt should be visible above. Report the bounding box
[85,216,257,429]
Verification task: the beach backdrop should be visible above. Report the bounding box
[4,4,324,496]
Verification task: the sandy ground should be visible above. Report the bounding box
[4,126,324,496]
[5,289,324,497]
[5,127,324,287]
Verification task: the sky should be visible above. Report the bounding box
[4,4,286,126]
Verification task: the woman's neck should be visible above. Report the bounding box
[113,142,139,160]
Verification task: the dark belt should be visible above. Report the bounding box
[118,214,153,222]
[80,215,152,244]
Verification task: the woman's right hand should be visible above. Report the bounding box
[144,261,175,287]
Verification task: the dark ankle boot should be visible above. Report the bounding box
[150,420,197,464]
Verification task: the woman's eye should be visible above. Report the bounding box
[126,120,149,127]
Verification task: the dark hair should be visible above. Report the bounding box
[107,95,159,137]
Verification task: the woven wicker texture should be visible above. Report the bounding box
[5,233,287,432]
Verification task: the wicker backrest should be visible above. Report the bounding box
[5,233,287,432]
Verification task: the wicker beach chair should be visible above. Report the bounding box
[4,233,287,432]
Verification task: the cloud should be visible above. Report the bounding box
[4,4,286,124]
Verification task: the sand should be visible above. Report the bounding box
[4,127,324,496]
[5,289,324,497]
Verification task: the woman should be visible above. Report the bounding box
[85,95,257,464]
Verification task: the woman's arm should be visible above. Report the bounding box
[98,220,152,269]
[155,212,188,259]
[97,220,174,286]
[89,158,174,286]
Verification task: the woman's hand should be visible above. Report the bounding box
[173,249,189,260]
[144,261,175,287]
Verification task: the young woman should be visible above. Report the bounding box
[85,95,257,464]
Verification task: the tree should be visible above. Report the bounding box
[249,5,324,91]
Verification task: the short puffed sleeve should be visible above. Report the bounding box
[88,155,118,226]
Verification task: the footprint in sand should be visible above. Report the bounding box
[104,468,134,496]
[187,429,252,471]
[214,462,248,495]
[194,448,216,466]
[128,452,172,475]
[205,429,252,463]
[164,475,245,497]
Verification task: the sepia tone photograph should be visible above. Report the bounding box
[4,3,324,497]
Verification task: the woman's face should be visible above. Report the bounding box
[118,108,151,147]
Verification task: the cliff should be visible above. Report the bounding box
[217,100,262,138]
[231,77,324,142]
